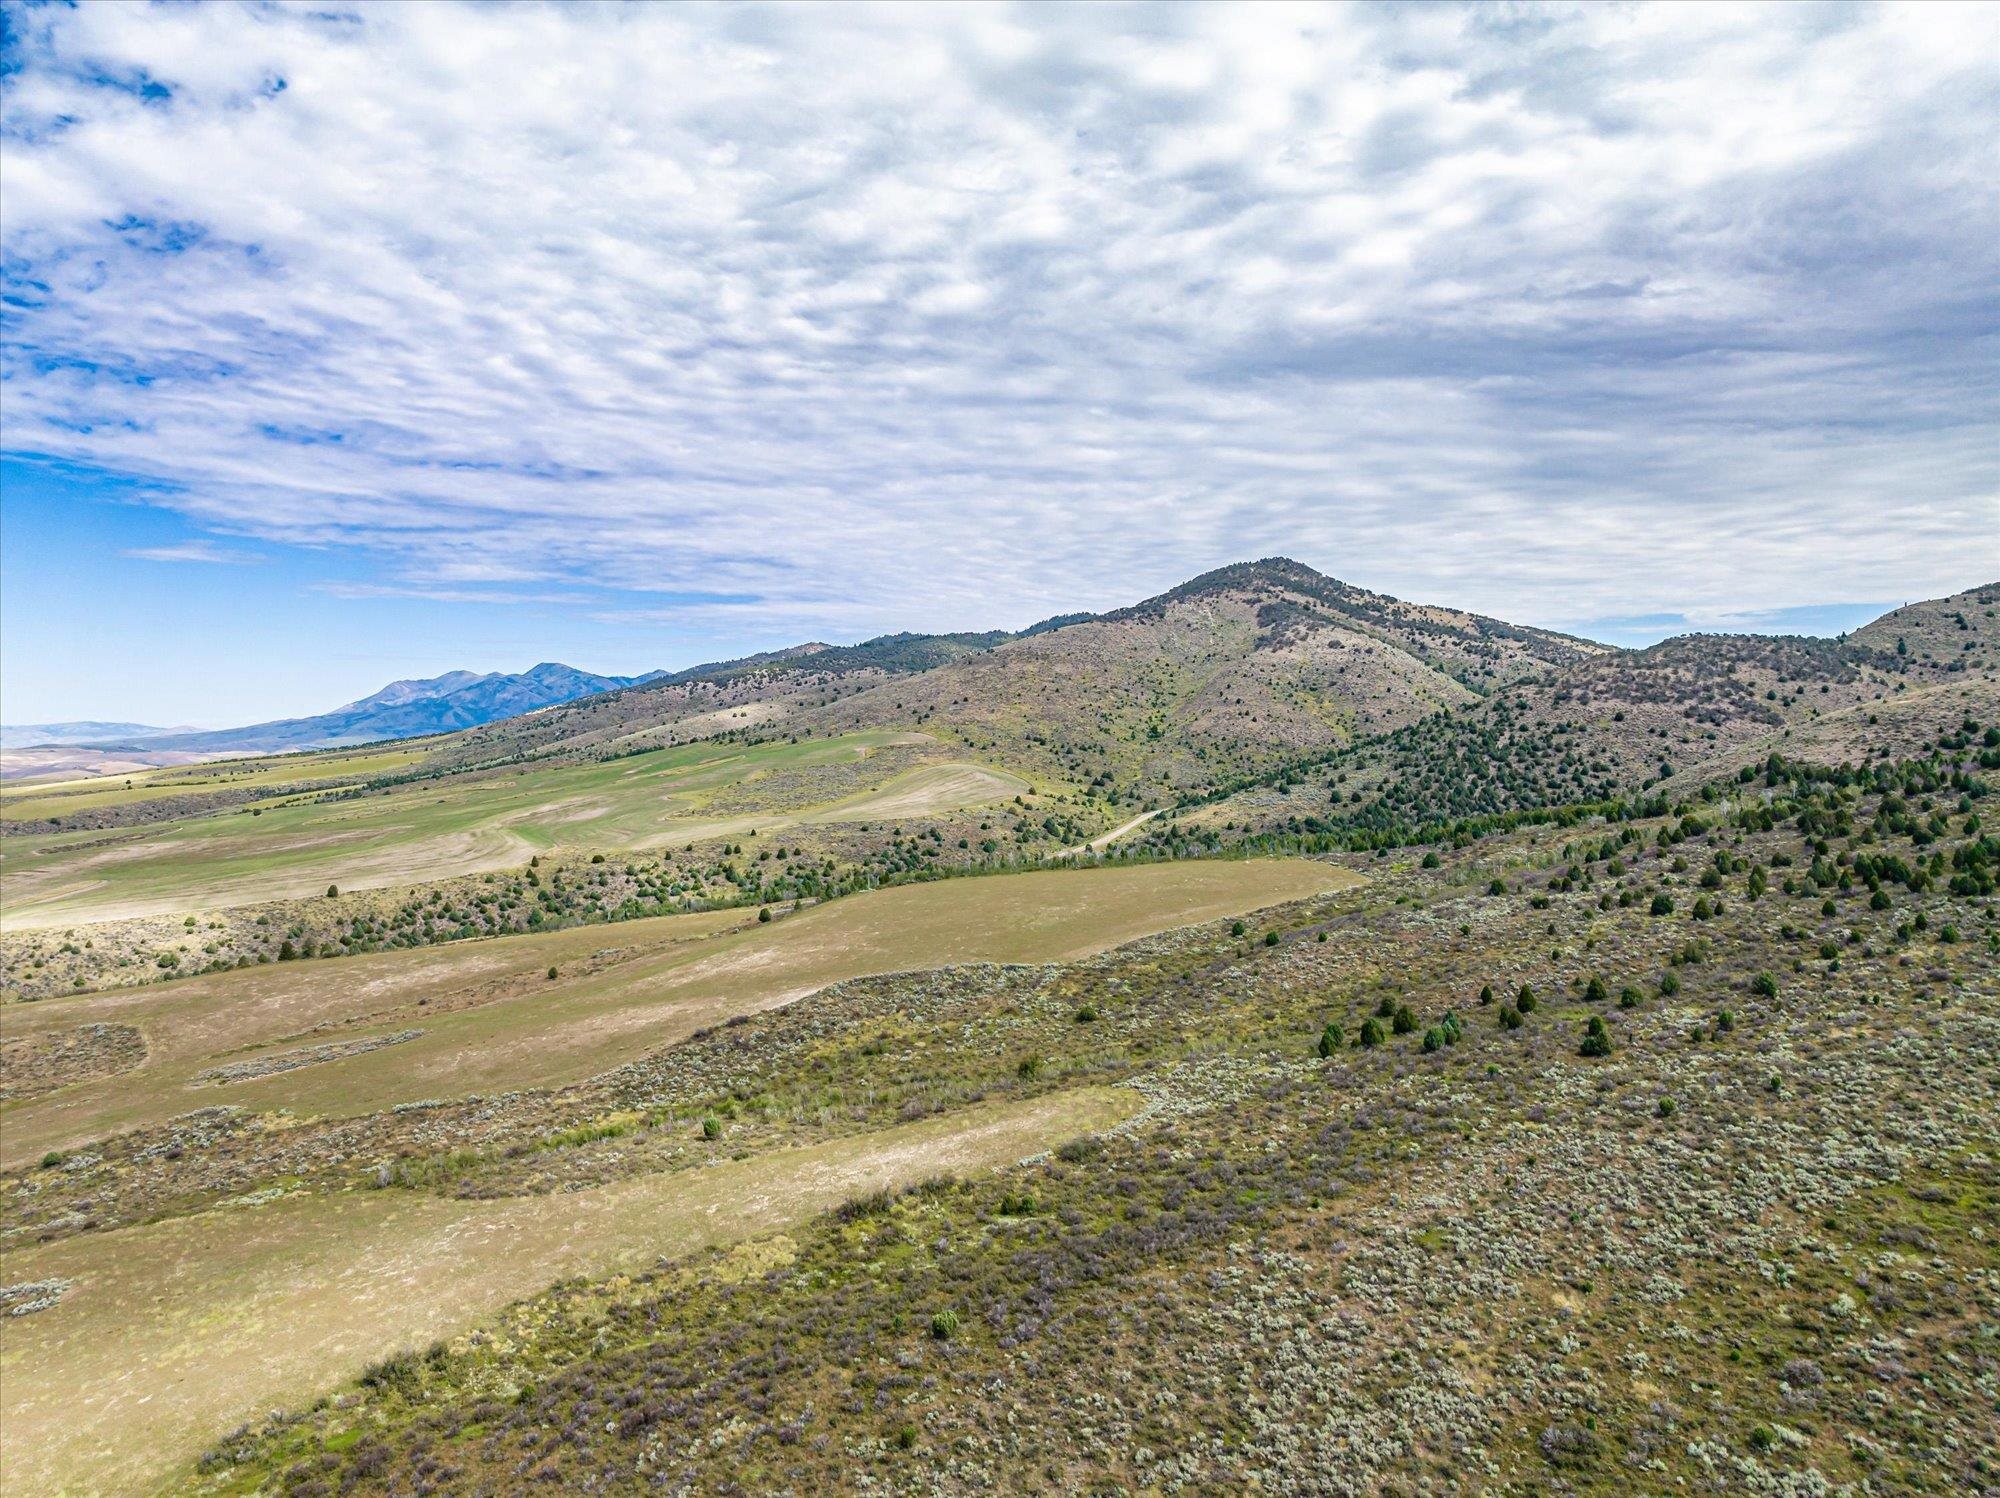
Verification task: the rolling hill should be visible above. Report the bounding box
[3,562,1996,1497]
[423,629,1060,769]
[805,558,1607,798]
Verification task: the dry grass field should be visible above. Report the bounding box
[1,859,1352,1166]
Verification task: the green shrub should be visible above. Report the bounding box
[930,1310,959,1341]
[1016,1055,1042,1080]
[1579,1016,1613,1057]
[1073,1004,1098,1023]
[1515,984,1537,1014]
[1391,1004,1416,1035]
[701,1115,723,1139]
[1488,878,1507,896]
[1618,986,1641,1008]
[1230,919,1246,936]
[1263,930,1280,947]
[1750,972,1778,998]
[1649,893,1675,916]
[1657,1096,1678,1118]
[1359,1017,1385,1047]
[1317,1023,1344,1058]
[837,1187,895,1221]
[1583,976,1608,1003]
[1659,971,1681,996]
[1422,1026,1445,1053]
[1478,983,1495,1005]
[1499,1005,1523,1030]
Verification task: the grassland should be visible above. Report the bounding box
[0,744,439,823]
[0,731,1028,930]
[1,1087,1140,1496]
[2,570,1994,1497]
[132,748,1990,1498]
[1,858,1350,1165]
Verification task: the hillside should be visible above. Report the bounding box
[2,568,1995,1496]
[9,745,1991,1495]
[1202,581,2000,838]
[424,630,1045,769]
[806,559,1605,799]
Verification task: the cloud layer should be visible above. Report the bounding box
[4,1,1996,640]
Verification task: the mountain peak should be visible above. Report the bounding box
[1107,557,1357,622]
[1176,557,1335,595]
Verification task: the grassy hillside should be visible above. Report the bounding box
[0,858,1349,1491]
[0,732,1021,932]
[3,742,1982,1495]
[807,559,1605,800]
[421,630,1029,771]
[3,566,1994,1496]
[1,859,1346,1165]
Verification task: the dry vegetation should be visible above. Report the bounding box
[4,562,1997,1495]
[143,741,1999,1496]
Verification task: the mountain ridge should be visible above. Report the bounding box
[83,662,666,756]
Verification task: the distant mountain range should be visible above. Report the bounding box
[0,721,194,750]
[12,562,1995,794]
[17,663,667,756]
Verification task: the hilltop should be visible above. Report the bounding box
[801,558,1603,797]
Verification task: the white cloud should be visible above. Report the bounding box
[120,541,261,565]
[3,1,1996,642]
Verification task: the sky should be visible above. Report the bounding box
[2,1,1996,726]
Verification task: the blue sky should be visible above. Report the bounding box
[2,2,1996,725]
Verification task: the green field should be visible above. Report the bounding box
[0,731,1028,930]
[1,858,1355,1165]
